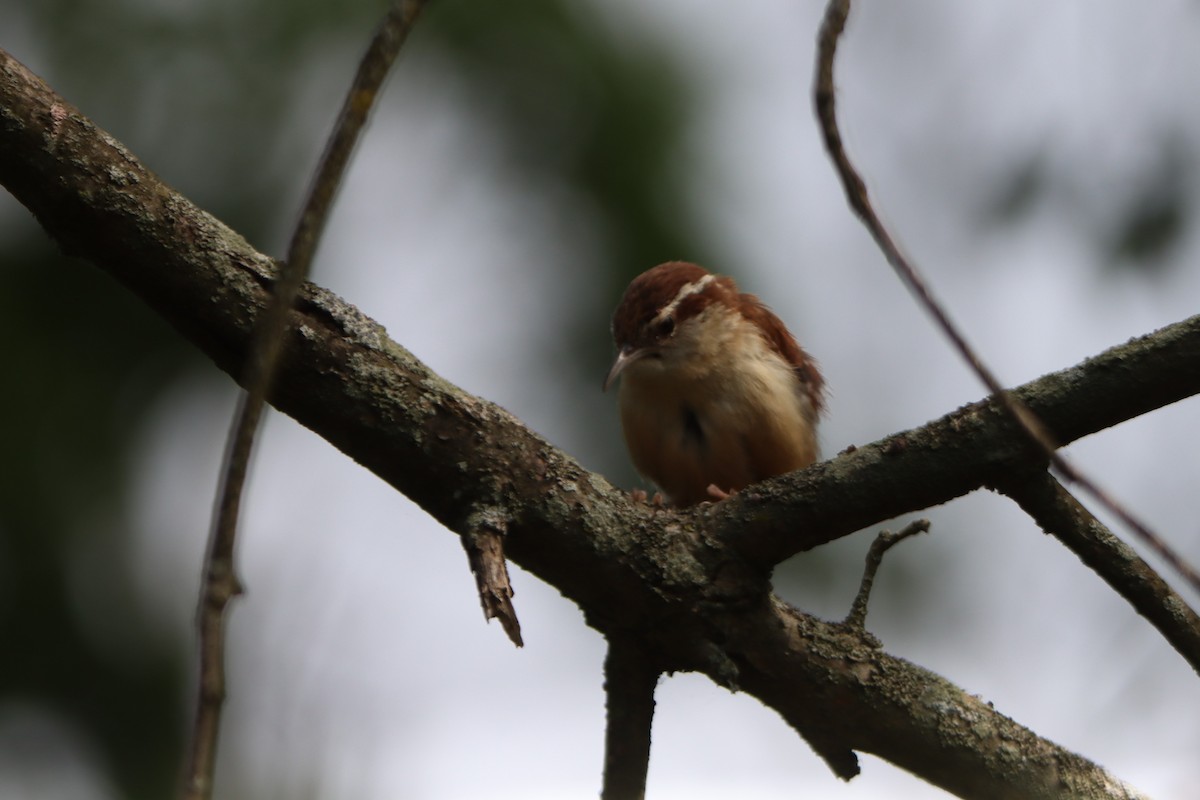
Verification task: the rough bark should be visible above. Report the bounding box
[4,48,1188,799]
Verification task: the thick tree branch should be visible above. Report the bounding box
[0,49,1178,799]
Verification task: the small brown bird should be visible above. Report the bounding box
[604,261,824,507]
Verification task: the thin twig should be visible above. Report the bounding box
[463,509,524,647]
[601,637,658,800]
[844,519,930,631]
[181,4,429,799]
[813,0,1200,594]
[1001,471,1200,675]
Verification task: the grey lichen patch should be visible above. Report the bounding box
[584,490,656,549]
[344,349,429,430]
[806,629,881,689]
[466,504,509,536]
[644,521,709,590]
[965,708,999,743]
[922,689,1018,761]
[1163,593,1190,621]
[585,472,620,498]
[926,698,973,739]
[94,128,139,165]
[306,285,388,351]
[104,164,140,186]
[460,391,504,420]
[995,739,1023,763]
[844,658,875,685]
[162,193,263,270]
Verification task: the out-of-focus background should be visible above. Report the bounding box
[3,1,1199,798]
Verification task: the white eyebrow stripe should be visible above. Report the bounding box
[652,273,716,325]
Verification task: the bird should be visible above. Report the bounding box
[603,261,824,507]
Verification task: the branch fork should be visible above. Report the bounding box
[4,2,1196,790]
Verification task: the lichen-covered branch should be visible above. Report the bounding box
[0,48,1182,799]
[718,597,1148,800]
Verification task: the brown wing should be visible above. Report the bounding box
[739,293,825,415]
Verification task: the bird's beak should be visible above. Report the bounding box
[603,347,645,392]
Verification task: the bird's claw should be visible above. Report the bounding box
[705,484,734,502]
[629,488,666,507]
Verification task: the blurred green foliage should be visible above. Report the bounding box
[0,229,193,797]
[979,132,1191,276]
[1103,133,1191,272]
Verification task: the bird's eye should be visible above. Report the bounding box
[654,316,675,338]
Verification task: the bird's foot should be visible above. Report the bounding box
[630,488,666,507]
[705,484,735,502]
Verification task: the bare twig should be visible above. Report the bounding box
[843,519,930,631]
[1000,471,1200,675]
[601,637,658,800]
[812,0,1200,595]
[463,509,524,647]
[181,4,429,798]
